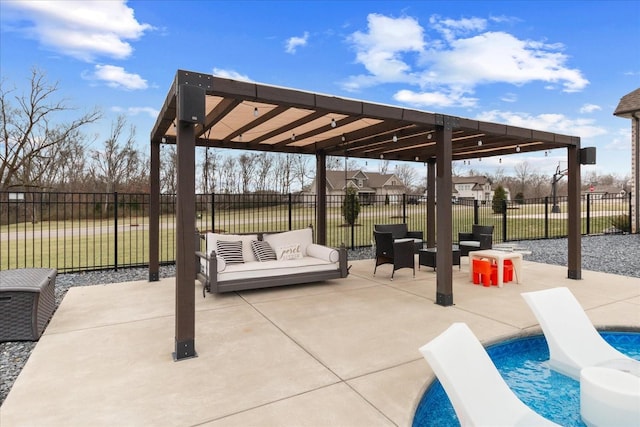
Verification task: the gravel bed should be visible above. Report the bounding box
[2,234,638,405]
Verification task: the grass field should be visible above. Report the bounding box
[1,201,628,272]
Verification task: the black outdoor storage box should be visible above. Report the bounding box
[0,268,57,341]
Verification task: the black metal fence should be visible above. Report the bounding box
[0,191,633,273]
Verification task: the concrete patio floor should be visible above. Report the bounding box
[2,257,639,426]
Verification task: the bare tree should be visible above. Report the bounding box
[161,145,178,194]
[273,154,294,193]
[292,154,313,191]
[89,115,143,193]
[394,164,418,191]
[514,161,534,197]
[326,156,343,170]
[0,68,101,191]
[254,152,273,192]
[199,147,222,194]
[378,160,390,174]
[238,152,256,193]
[220,156,237,193]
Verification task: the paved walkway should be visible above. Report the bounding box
[2,258,639,426]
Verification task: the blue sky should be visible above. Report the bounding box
[1,0,639,181]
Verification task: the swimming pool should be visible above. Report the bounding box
[412,331,640,427]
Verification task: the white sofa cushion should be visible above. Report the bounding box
[218,257,336,282]
[263,228,313,256]
[306,243,340,263]
[459,240,480,248]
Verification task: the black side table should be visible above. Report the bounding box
[419,247,461,271]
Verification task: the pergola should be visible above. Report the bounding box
[150,70,588,360]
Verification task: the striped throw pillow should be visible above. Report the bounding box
[251,240,277,262]
[216,240,244,264]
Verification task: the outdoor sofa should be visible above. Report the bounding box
[196,227,348,293]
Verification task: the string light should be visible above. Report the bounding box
[392,134,398,143]
[331,118,336,128]
[253,107,259,117]
[341,134,346,142]
[499,158,502,164]
[291,133,296,141]
[516,145,521,152]
[477,140,483,146]
[380,154,384,159]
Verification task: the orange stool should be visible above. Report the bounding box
[504,260,514,282]
[490,260,514,286]
[472,259,492,287]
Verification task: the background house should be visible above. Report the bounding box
[614,88,639,233]
[452,175,511,203]
[583,185,627,200]
[307,170,407,204]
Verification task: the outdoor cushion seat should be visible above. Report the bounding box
[374,223,423,253]
[458,224,494,256]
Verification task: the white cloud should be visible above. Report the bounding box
[345,13,425,87]
[85,64,147,90]
[344,13,589,102]
[285,32,309,54]
[501,92,518,103]
[475,110,607,138]
[2,0,153,61]
[394,89,478,108]
[212,68,252,82]
[112,106,158,118]
[579,104,601,114]
[605,127,631,151]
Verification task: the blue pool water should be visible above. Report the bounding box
[412,331,640,427]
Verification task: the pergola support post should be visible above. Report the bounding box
[567,144,582,279]
[173,83,204,361]
[435,116,454,306]
[426,158,436,248]
[149,140,160,282]
[316,152,327,245]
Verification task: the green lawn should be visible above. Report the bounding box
[1,203,627,271]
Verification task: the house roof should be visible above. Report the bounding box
[614,88,640,118]
[324,170,402,190]
[151,70,579,164]
[453,175,491,185]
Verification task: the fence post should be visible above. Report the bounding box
[544,197,549,239]
[114,191,118,271]
[402,193,407,223]
[586,193,591,235]
[502,200,508,242]
[210,193,215,232]
[629,192,633,233]
[473,199,479,224]
[288,193,292,230]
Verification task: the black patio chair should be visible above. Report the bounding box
[373,230,415,280]
[458,224,494,256]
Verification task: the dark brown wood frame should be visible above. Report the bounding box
[150,70,585,360]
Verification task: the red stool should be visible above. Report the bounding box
[504,260,514,282]
[490,260,514,285]
[472,259,492,287]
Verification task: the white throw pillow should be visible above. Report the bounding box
[276,244,303,261]
[264,228,313,256]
